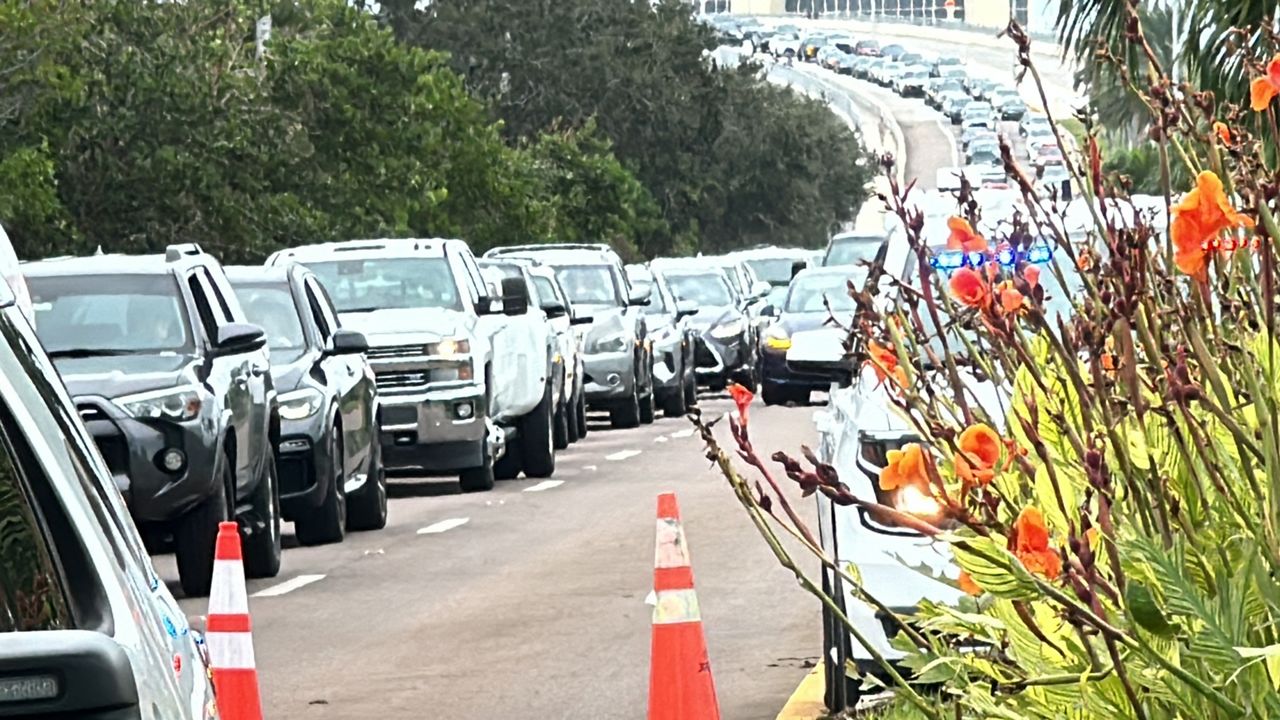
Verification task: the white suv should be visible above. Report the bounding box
[0,274,214,718]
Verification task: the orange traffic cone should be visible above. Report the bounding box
[648,492,720,720]
[207,521,264,720]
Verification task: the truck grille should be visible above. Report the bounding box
[367,344,427,361]
[375,371,430,392]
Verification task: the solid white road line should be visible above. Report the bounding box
[418,517,470,535]
[252,574,325,598]
[524,480,564,492]
[606,449,642,461]
[653,436,669,443]
[669,429,695,439]
[583,465,598,472]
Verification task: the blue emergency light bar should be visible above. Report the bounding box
[929,243,1054,271]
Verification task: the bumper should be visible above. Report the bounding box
[693,334,748,384]
[75,397,220,524]
[582,351,637,406]
[377,384,487,473]
[760,347,832,389]
[650,337,684,393]
[275,411,330,520]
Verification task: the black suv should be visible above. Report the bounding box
[227,264,386,546]
[24,244,282,597]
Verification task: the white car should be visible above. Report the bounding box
[0,222,33,325]
[797,240,1084,710]
[0,274,214,718]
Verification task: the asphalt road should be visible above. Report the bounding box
[158,394,826,719]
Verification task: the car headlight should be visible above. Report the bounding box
[588,332,630,353]
[115,386,204,422]
[278,388,324,421]
[896,483,943,518]
[764,325,791,350]
[709,319,746,339]
[427,338,470,357]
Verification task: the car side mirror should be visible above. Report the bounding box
[628,284,652,306]
[9,630,141,715]
[761,304,779,318]
[214,322,266,354]
[500,277,530,316]
[328,329,368,355]
[570,313,594,326]
[541,301,568,319]
[674,300,698,320]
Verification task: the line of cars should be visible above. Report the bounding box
[776,24,1074,197]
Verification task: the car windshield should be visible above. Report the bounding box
[970,152,1000,165]
[742,257,800,285]
[784,271,866,313]
[825,236,885,267]
[553,264,623,307]
[234,283,307,351]
[307,257,462,313]
[665,272,734,307]
[29,273,194,355]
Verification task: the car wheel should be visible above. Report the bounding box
[242,451,282,580]
[553,399,570,450]
[347,435,388,531]
[610,388,642,429]
[762,380,788,406]
[639,387,656,425]
[459,437,496,492]
[295,426,347,547]
[173,454,231,597]
[521,382,557,478]
[683,368,697,407]
[575,390,589,439]
[663,381,688,418]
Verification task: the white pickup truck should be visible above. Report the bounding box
[267,237,559,491]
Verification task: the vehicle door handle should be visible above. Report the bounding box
[346,365,356,377]
[251,365,266,377]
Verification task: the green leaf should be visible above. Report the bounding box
[950,536,1039,601]
[1125,581,1177,637]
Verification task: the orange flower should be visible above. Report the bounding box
[949,267,990,309]
[1023,265,1040,288]
[1213,121,1232,144]
[999,283,1023,314]
[955,423,1001,485]
[946,216,988,253]
[729,382,753,427]
[1251,55,1280,112]
[1013,507,1062,580]
[866,341,897,381]
[880,443,928,493]
[1171,171,1255,279]
[958,570,982,596]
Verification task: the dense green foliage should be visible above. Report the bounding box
[0,0,869,263]
[377,0,873,257]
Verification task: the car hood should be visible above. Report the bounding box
[337,307,472,346]
[268,351,315,393]
[776,312,834,335]
[854,365,1007,435]
[685,306,742,331]
[53,353,197,400]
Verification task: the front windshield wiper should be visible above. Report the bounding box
[47,348,140,358]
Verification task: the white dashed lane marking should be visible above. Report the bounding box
[669,429,695,439]
[418,518,470,535]
[583,465,598,472]
[606,449,642,462]
[524,480,564,492]
[653,436,668,443]
[252,574,326,598]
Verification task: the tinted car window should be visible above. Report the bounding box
[532,276,560,308]
[639,281,667,314]
[666,273,734,306]
[29,274,193,354]
[553,264,623,307]
[825,237,887,268]
[308,257,463,313]
[743,258,798,285]
[785,271,866,313]
[236,283,307,351]
[0,425,70,632]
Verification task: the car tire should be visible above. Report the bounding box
[662,381,688,418]
[521,382,557,479]
[294,426,346,547]
[683,368,697,407]
[459,438,496,492]
[639,387,656,425]
[762,380,787,406]
[610,389,642,429]
[553,399,570,450]
[242,452,283,580]
[575,390,589,440]
[347,435,388,531]
[173,456,231,597]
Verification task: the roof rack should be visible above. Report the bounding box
[483,243,613,258]
[165,243,204,262]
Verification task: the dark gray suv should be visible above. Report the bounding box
[24,244,282,597]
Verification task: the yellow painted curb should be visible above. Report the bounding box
[776,662,827,720]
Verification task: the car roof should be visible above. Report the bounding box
[726,246,810,259]
[224,265,294,284]
[24,253,175,277]
[491,247,620,266]
[269,238,454,263]
[793,266,862,283]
